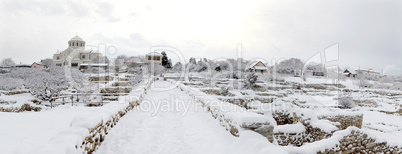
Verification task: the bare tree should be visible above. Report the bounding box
[40,58,55,68]
[276,58,304,74]
[114,54,128,72]
[0,58,15,67]
[25,68,68,102]
[172,62,183,72]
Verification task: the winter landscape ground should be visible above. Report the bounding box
[0,65,401,154]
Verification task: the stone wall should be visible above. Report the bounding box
[1,90,29,95]
[317,130,402,154]
[274,122,333,147]
[272,112,364,147]
[319,114,363,129]
[272,112,294,125]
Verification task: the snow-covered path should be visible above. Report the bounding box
[96,81,282,154]
[97,81,233,153]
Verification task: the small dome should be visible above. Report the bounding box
[70,35,83,41]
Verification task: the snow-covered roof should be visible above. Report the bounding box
[247,61,259,69]
[146,52,162,56]
[355,68,379,74]
[344,69,356,74]
[82,47,99,53]
[246,61,268,70]
[32,62,46,66]
[15,64,31,67]
[70,35,84,41]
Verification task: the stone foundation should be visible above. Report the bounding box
[274,123,333,147]
[319,114,363,129]
[318,130,402,154]
[273,112,364,147]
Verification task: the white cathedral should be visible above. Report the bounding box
[53,35,102,67]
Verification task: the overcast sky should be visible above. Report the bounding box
[0,0,401,75]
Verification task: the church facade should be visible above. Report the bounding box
[53,35,102,67]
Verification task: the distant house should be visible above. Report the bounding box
[31,62,47,69]
[343,69,356,78]
[15,63,31,68]
[246,61,269,75]
[145,52,162,65]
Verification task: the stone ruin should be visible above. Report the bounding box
[271,111,401,153]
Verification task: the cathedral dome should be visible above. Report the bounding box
[68,35,85,48]
[70,35,84,41]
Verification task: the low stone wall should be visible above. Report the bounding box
[80,101,139,153]
[274,122,333,147]
[273,111,363,130]
[0,103,42,112]
[273,112,363,147]
[78,77,154,154]
[319,114,363,129]
[317,130,402,154]
[89,76,114,82]
[1,90,29,95]
[272,112,295,125]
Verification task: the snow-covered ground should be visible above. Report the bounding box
[0,76,151,154]
[0,71,401,153]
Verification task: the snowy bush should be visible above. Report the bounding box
[219,87,229,96]
[379,76,394,83]
[40,58,55,68]
[6,68,37,79]
[172,62,183,72]
[193,60,208,72]
[0,76,24,90]
[372,82,392,89]
[338,97,355,109]
[244,73,258,89]
[390,82,402,90]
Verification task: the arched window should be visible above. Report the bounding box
[57,57,60,60]
[82,55,85,59]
